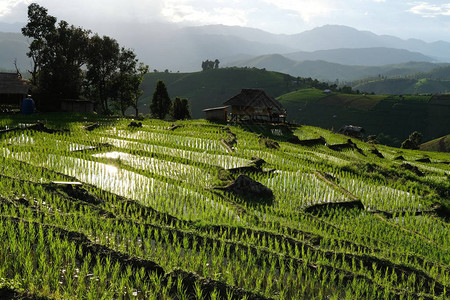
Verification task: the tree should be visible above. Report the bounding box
[171,97,191,120]
[22,3,90,110]
[401,131,422,149]
[201,59,217,71]
[22,3,145,114]
[150,80,171,119]
[130,63,149,117]
[409,131,422,147]
[85,34,120,113]
[21,3,57,86]
[111,48,138,115]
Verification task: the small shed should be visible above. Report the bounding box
[61,99,94,113]
[338,125,365,139]
[0,72,29,109]
[203,106,229,122]
[223,89,286,123]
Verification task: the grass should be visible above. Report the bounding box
[420,134,450,153]
[0,113,449,299]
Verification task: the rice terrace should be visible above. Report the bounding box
[0,113,449,299]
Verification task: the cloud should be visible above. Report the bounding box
[262,0,335,23]
[161,0,249,26]
[0,0,30,19]
[408,2,450,17]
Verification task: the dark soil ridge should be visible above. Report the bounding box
[291,136,327,146]
[304,200,365,214]
[0,216,270,300]
[371,148,385,158]
[327,139,366,156]
[0,287,50,300]
[313,170,444,222]
[0,122,68,135]
[70,142,113,153]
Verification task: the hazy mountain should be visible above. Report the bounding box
[0,22,25,33]
[284,47,435,66]
[226,54,445,82]
[0,32,30,72]
[283,25,450,61]
[2,22,450,78]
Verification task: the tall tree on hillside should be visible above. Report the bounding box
[111,47,138,115]
[171,97,191,120]
[110,50,149,116]
[131,63,149,117]
[22,3,147,113]
[21,3,56,86]
[22,4,90,109]
[150,80,171,119]
[85,34,120,113]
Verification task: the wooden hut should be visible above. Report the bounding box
[0,72,29,110]
[223,89,286,123]
[203,106,229,122]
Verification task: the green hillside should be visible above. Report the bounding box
[139,68,309,118]
[352,66,450,94]
[0,113,449,299]
[420,134,450,152]
[278,90,450,147]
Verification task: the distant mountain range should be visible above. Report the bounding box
[225,54,450,82]
[1,23,450,81]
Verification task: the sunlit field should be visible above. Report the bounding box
[0,114,449,299]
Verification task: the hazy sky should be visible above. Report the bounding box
[1,0,449,42]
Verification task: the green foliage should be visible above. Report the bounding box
[401,131,422,150]
[150,80,172,119]
[21,3,147,114]
[171,97,191,120]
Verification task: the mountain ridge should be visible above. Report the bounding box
[1,23,450,79]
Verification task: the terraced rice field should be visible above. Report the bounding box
[0,115,449,299]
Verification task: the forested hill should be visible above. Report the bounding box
[277,89,450,147]
[351,66,450,94]
[139,68,334,118]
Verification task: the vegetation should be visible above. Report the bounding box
[276,91,449,147]
[171,97,191,120]
[0,113,448,299]
[401,131,423,150]
[21,3,149,114]
[420,135,450,153]
[150,80,171,120]
[351,66,450,94]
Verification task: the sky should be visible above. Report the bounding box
[0,0,450,42]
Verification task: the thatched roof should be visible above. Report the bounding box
[223,89,284,112]
[0,72,29,95]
